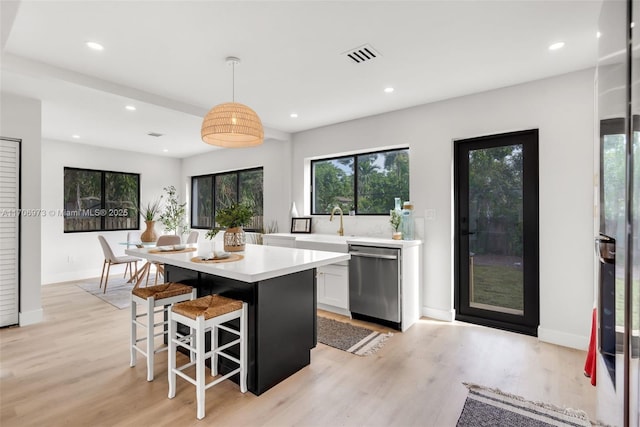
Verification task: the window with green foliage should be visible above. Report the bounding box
[63,167,139,232]
[311,148,409,215]
[191,167,263,231]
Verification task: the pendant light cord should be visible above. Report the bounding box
[232,61,235,102]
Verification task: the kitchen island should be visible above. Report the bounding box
[126,243,349,395]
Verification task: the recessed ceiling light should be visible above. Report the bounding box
[72,134,80,139]
[596,31,602,39]
[384,87,395,93]
[548,41,565,51]
[162,149,169,153]
[85,41,104,51]
[290,113,298,118]
[125,105,136,111]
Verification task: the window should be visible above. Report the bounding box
[311,148,409,215]
[191,167,263,231]
[64,167,139,232]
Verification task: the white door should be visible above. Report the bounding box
[0,138,20,327]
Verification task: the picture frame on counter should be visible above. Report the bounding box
[291,217,312,234]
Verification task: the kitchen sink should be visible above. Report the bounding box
[294,234,349,253]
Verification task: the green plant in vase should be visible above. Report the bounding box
[140,198,162,242]
[390,209,402,240]
[216,202,254,252]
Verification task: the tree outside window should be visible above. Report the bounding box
[191,167,263,231]
[312,148,409,215]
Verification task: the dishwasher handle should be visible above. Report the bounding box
[349,252,398,260]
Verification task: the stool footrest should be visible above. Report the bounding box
[217,324,240,335]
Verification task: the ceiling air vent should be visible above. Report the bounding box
[147,132,164,137]
[342,44,381,64]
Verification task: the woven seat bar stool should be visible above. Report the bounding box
[130,282,197,381]
[168,294,248,420]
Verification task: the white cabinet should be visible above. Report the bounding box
[316,264,349,315]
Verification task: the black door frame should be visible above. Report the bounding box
[454,129,539,336]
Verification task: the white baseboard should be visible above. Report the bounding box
[317,303,351,318]
[537,326,589,351]
[19,308,43,326]
[42,268,105,285]
[422,306,455,322]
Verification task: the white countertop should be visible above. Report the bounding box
[265,233,423,249]
[126,243,350,283]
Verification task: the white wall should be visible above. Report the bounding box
[0,92,42,325]
[41,139,181,284]
[292,69,596,350]
[181,138,292,236]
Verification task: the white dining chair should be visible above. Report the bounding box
[149,235,181,285]
[98,235,140,293]
[186,231,199,244]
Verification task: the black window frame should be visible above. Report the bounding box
[63,167,140,233]
[310,147,410,215]
[191,166,264,232]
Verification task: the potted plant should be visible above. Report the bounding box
[216,202,254,252]
[159,185,187,237]
[140,198,162,242]
[390,209,402,240]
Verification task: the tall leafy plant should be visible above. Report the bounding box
[159,185,187,235]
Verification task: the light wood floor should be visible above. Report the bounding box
[0,281,596,426]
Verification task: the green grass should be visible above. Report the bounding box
[472,265,523,311]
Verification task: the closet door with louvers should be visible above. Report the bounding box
[0,138,20,327]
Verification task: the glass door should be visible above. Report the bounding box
[455,129,539,335]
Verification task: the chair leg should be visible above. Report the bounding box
[196,316,206,420]
[130,298,137,367]
[132,261,138,282]
[211,322,218,376]
[103,262,112,293]
[124,262,129,278]
[168,311,177,399]
[240,303,248,393]
[99,260,107,288]
[146,296,155,381]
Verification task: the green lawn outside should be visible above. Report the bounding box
[472,265,523,311]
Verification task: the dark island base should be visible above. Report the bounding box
[165,265,317,396]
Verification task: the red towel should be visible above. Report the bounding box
[584,307,597,386]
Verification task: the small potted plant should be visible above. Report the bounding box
[216,202,254,252]
[140,198,162,242]
[390,209,402,240]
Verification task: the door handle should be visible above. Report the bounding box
[461,231,476,236]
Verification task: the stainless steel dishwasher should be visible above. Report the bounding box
[348,245,401,329]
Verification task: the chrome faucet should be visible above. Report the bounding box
[329,206,344,236]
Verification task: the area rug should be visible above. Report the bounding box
[317,316,392,356]
[76,278,133,310]
[457,383,592,427]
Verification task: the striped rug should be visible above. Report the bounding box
[317,316,392,356]
[457,383,592,426]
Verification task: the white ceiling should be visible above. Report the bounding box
[1,0,602,158]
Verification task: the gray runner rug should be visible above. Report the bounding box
[457,382,592,427]
[317,316,392,356]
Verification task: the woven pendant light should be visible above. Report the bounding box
[201,57,264,148]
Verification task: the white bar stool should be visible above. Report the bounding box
[168,294,248,420]
[130,282,197,381]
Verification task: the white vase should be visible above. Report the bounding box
[290,201,299,218]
